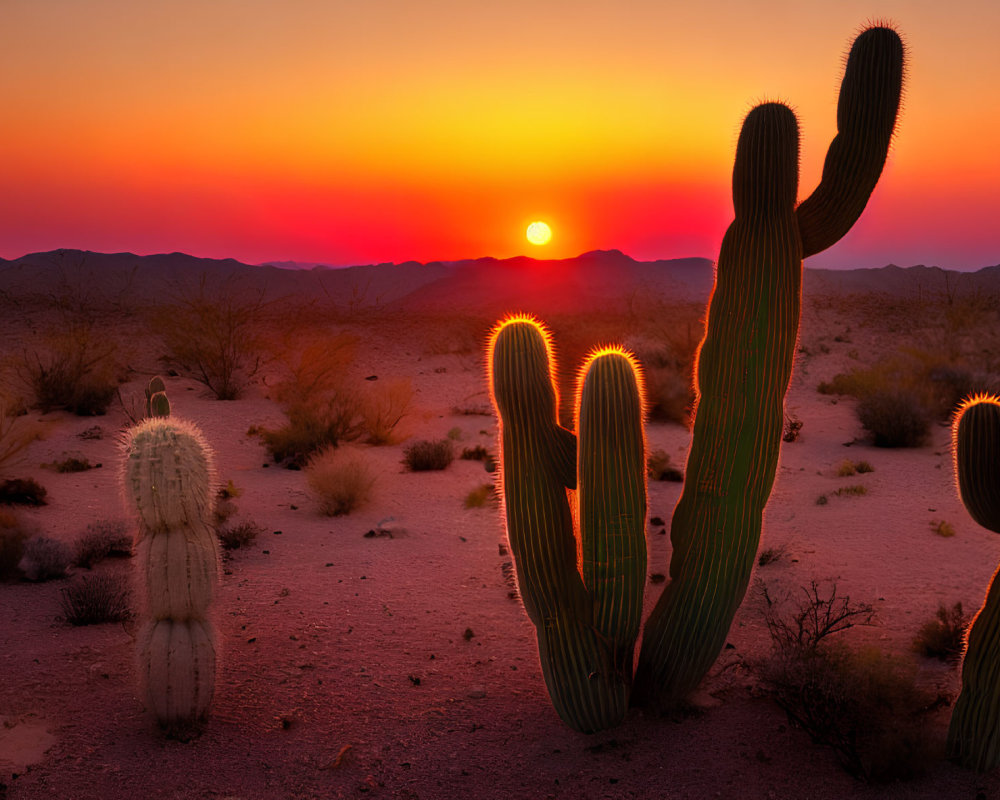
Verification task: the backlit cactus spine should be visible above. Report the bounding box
[632,23,904,709]
[489,317,646,733]
[947,395,1000,771]
[122,408,219,737]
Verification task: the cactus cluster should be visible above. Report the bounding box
[947,395,1000,771]
[490,319,645,731]
[122,382,219,736]
[489,23,904,730]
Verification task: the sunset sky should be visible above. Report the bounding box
[1,1,997,269]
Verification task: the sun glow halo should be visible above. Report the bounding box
[526,221,552,246]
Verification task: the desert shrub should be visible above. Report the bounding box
[757,545,788,567]
[447,426,463,441]
[155,276,268,400]
[0,510,28,580]
[913,602,967,662]
[464,483,498,509]
[855,460,874,474]
[856,390,931,448]
[402,439,454,472]
[72,519,132,568]
[643,367,694,426]
[0,477,48,506]
[460,445,491,461]
[216,519,265,550]
[931,519,956,538]
[835,460,858,477]
[19,328,119,415]
[19,536,72,581]
[261,393,363,468]
[306,448,376,516]
[756,581,937,782]
[60,573,132,625]
[647,449,684,482]
[0,398,44,473]
[44,456,97,473]
[360,379,414,445]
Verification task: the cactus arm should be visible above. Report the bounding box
[577,350,647,681]
[633,102,802,708]
[796,26,905,258]
[947,396,1000,770]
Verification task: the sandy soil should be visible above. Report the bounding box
[2,268,1000,799]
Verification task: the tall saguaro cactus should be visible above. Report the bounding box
[490,23,905,730]
[947,395,1000,771]
[122,398,219,737]
[489,318,646,732]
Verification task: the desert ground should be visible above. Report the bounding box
[2,251,1000,799]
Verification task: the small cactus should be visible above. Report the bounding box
[489,317,646,732]
[122,415,218,736]
[144,376,167,417]
[947,395,1000,771]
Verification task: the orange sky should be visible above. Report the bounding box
[1,1,997,268]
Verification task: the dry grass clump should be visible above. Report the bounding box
[306,448,376,516]
[402,439,454,472]
[757,544,788,567]
[60,573,132,625]
[832,485,868,498]
[912,602,967,662]
[19,536,72,581]
[216,519,265,550]
[72,519,133,568]
[464,483,499,509]
[755,580,938,783]
[931,519,956,538]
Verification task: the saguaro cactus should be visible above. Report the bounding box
[947,395,1000,771]
[489,318,646,732]
[490,23,904,729]
[631,23,904,710]
[122,409,219,737]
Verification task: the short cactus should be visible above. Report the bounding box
[489,318,645,732]
[947,395,1000,771]
[122,415,219,736]
[489,22,904,730]
[145,376,167,417]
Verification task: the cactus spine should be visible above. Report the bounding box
[122,391,219,737]
[947,395,1000,771]
[489,318,646,732]
[490,23,904,729]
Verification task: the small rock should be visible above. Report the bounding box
[650,516,665,526]
[467,686,487,699]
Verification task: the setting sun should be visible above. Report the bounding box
[526,221,552,246]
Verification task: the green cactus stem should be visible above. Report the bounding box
[489,317,646,732]
[122,416,218,736]
[947,395,1000,771]
[631,23,904,710]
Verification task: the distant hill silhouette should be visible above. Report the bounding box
[1,248,997,315]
